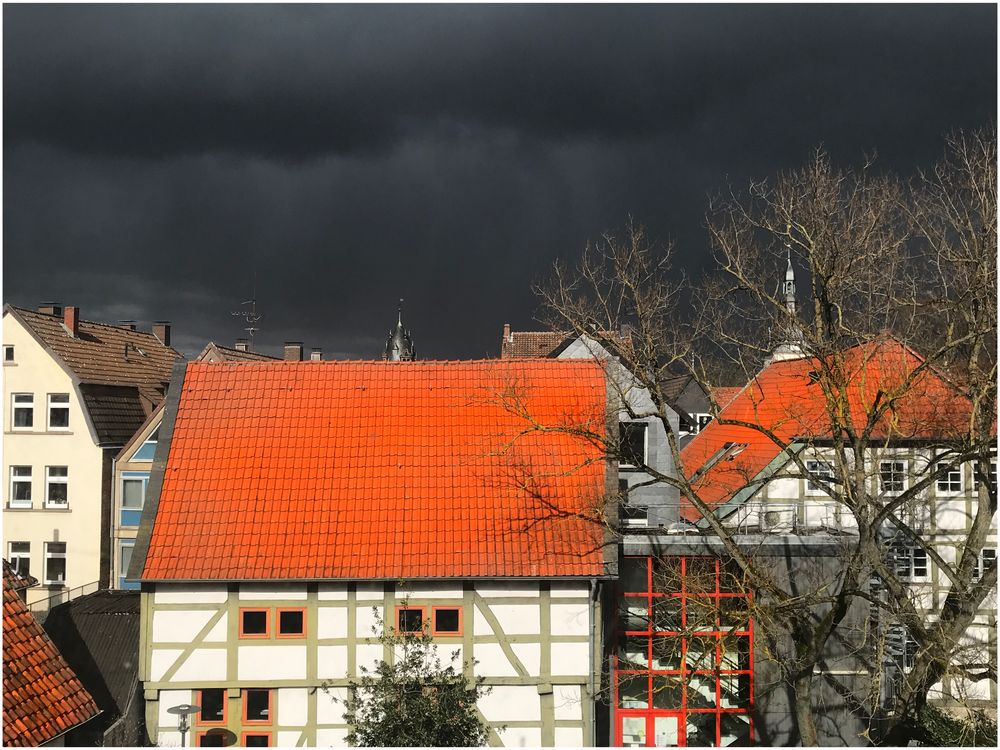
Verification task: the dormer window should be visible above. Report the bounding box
[132,426,160,461]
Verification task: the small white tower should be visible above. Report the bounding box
[769,246,805,362]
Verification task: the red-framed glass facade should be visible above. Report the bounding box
[614,556,754,747]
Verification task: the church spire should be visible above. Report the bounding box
[383,298,416,361]
[783,245,797,315]
[768,245,805,363]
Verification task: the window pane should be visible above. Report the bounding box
[620,716,647,746]
[13,407,33,427]
[120,546,133,577]
[133,441,157,461]
[621,557,648,593]
[48,542,66,554]
[619,422,647,466]
[652,596,682,632]
[244,736,270,748]
[198,733,226,747]
[10,542,29,553]
[122,479,145,508]
[201,689,225,723]
[50,394,69,403]
[720,672,751,708]
[719,713,751,746]
[47,482,67,505]
[653,715,680,748]
[617,673,648,709]
[650,635,683,670]
[398,608,423,633]
[651,674,683,709]
[686,713,717,747]
[279,610,304,635]
[242,610,268,635]
[48,466,68,478]
[49,407,69,428]
[685,636,717,670]
[47,557,66,584]
[13,466,31,477]
[621,599,650,632]
[245,690,269,721]
[686,674,718,709]
[619,636,649,669]
[434,608,460,633]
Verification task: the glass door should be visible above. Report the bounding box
[617,712,684,747]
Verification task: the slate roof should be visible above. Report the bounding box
[5,306,182,444]
[42,592,141,726]
[679,339,973,521]
[139,359,609,581]
[195,342,281,362]
[3,570,100,746]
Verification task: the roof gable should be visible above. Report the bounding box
[140,359,609,581]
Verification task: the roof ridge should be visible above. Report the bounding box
[12,305,169,341]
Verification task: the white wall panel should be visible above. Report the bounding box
[510,643,541,676]
[154,585,227,604]
[157,689,192,727]
[277,731,302,746]
[491,604,540,635]
[355,583,383,600]
[555,727,585,746]
[551,642,591,675]
[203,613,228,642]
[550,603,589,636]
[497,727,542,747]
[553,684,583,720]
[355,644,384,675]
[237,645,306,680]
[316,728,349,746]
[473,643,519,677]
[317,646,349,679]
[152,610,216,643]
[239,583,307,600]
[478,685,541,722]
[318,607,348,639]
[278,688,309,726]
[398,583,463,599]
[318,584,348,600]
[550,582,589,598]
[171,648,227,682]
[316,687,348,723]
[356,605,383,638]
[475,582,539,598]
[150,649,183,681]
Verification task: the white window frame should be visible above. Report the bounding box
[9,466,32,508]
[8,542,30,578]
[879,460,908,496]
[11,393,34,431]
[131,426,160,461]
[120,472,149,510]
[805,460,835,496]
[118,541,135,585]
[894,546,929,582]
[43,542,67,586]
[47,393,70,431]
[972,460,997,493]
[619,421,649,469]
[935,459,963,495]
[44,466,68,509]
[973,548,996,582]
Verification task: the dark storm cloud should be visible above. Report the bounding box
[3,4,995,359]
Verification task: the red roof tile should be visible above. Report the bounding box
[142,359,609,581]
[680,339,973,520]
[3,573,100,746]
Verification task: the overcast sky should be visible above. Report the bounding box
[3,4,995,358]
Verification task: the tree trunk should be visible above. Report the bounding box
[793,670,820,746]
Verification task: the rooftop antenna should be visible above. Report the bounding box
[231,274,262,351]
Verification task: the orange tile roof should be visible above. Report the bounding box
[3,573,100,746]
[141,359,609,581]
[680,339,973,520]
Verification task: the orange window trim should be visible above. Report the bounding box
[242,688,273,725]
[195,689,227,726]
[195,730,227,746]
[431,606,463,636]
[241,731,272,747]
[276,607,307,638]
[239,608,270,639]
[395,605,427,634]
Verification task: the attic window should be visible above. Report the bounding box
[432,607,462,635]
[397,606,425,634]
[132,426,160,461]
[3,346,13,363]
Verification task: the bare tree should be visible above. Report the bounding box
[527,129,996,745]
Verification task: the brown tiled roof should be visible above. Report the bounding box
[195,342,281,362]
[500,330,568,359]
[6,307,181,407]
[79,384,149,446]
[2,562,37,592]
[3,568,100,746]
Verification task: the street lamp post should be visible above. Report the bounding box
[166,703,201,747]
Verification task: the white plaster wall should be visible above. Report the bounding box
[204,613,228,642]
[497,727,542,747]
[277,731,302,746]
[356,644,384,675]
[150,649,183,681]
[475,582,538,597]
[398,582,463,599]
[936,500,972,530]
[478,685,541,722]
[157,689,193,727]
[555,727,585,747]
[553,684,583,720]
[318,583,348,600]
[550,582,589,598]
[767,476,799,498]
[154,584,227,604]
[170,649,227,682]
[550,602,589,636]
[356,604,383,637]
[239,583,307,600]
[237,645,307,680]
[355,582,384,600]
[474,643,521,677]
[152,610,217,642]
[278,688,309,726]
[318,607,348,639]
[2,314,106,604]
[317,646,348,679]
[510,643,541,675]
[551,642,591,676]
[316,687,348,723]
[316,728,349,745]
[484,604,540,635]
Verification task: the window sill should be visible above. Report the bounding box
[3,362,17,367]
[4,430,75,436]
[5,506,72,512]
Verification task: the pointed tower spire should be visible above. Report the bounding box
[383,298,416,361]
[783,245,797,315]
[768,244,805,363]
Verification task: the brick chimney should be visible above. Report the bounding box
[234,339,249,352]
[503,323,512,343]
[63,306,80,337]
[119,320,137,331]
[38,302,63,317]
[284,342,304,361]
[310,348,322,361]
[152,322,171,347]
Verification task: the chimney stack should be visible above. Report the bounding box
[283,342,304,361]
[119,320,137,331]
[310,348,322,362]
[503,323,512,343]
[63,306,80,338]
[39,302,63,317]
[234,339,249,352]
[152,322,171,347]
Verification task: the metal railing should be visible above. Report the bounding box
[28,580,100,621]
[625,500,855,536]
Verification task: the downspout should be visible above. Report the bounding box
[589,577,598,746]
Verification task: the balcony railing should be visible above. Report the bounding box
[624,500,854,536]
[28,580,99,621]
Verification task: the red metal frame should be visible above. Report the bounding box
[613,556,755,747]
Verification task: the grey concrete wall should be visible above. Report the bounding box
[556,337,680,525]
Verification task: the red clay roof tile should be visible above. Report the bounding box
[142,359,609,581]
